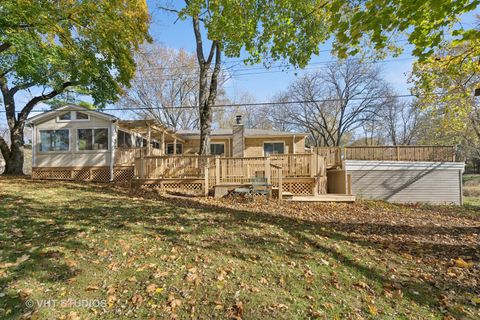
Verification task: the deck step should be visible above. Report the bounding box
[286,194,356,202]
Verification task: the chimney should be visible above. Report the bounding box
[232,114,244,157]
[235,115,242,125]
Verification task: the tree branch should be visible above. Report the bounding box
[10,82,35,96]
[0,42,11,53]
[192,16,205,65]
[17,82,73,124]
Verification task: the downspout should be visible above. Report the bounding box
[109,120,117,182]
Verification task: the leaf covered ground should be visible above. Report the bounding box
[0,177,479,319]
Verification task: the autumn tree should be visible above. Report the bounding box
[411,21,480,160]
[0,0,150,175]
[159,0,478,154]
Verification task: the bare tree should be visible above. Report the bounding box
[120,45,199,131]
[272,60,388,146]
[214,91,272,129]
[379,97,423,145]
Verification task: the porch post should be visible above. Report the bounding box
[215,156,220,185]
[173,138,177,155]
[292,135,296,154]
[161,131,165,155]
[147,125,151,156]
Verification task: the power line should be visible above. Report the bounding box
[1,92,456,115]
[131,57,415,82]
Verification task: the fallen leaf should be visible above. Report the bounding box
[454,258,473,269]
[368,303,378,316]
[146,284,157,295]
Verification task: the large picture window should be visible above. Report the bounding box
[39,129,69,152]
[166,143,183,155]
[77,128,109,150]
[264,142,284,155]
[210,143,225,155]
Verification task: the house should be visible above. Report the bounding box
[172,115,307,157]
[27,104,465,204]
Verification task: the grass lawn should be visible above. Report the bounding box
[0,177,479,319]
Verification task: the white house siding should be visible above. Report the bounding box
[345,161,465,205]
[34,112,113,168]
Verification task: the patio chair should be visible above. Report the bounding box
[250,176,272,197]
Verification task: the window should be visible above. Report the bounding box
[166,143,182,155]
[39,129,69,152]
[77,128,109,150]
[76,112,89,120]
[57,111,90,121]
[210,143,225,155]
[117,130,132,148]
[58,112,72,121]
[264,142,284,155]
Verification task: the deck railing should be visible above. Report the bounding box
[134,154,214,179]
[115,147,147,166]
[343,145,456,162]
[115,147,165,166]
[134,153,325,182]
[313,145,456,164]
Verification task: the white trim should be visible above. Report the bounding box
[76,127,110,152]
[37,128,71,153]
[210,142,226,155]
[345,160,465,171]
[263,141,286,156]
[28,104,117,124]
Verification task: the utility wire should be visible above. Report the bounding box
[1,91,456,115]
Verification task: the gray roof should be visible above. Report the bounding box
[177,128,307,138]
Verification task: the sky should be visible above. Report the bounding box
[0,2,478,125]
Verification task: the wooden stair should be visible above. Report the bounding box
[286,194,356,202]
[272,187,294,199]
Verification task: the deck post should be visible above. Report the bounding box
[147,125,151,156]
[265,156,271,184]
[204,164,209,196]
[161,131,165,155]
[215,156,220,185]
[278,168,283,203]
[140,152,145,179]
[310,152,317,177]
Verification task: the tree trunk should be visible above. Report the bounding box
[3,127,24,175]
[198,63,211,155]
[192,16,222,155]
